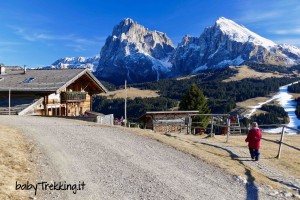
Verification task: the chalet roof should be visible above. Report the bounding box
[0,67,107,94]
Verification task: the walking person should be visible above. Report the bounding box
[245,122,262,161]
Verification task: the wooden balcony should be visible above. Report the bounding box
[61,92,87,102]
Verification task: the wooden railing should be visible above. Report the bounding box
[61,92,87,102]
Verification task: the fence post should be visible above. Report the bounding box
[187,116,192,134]
[189,116,192,134]
[186,117,188,134]
[166,122,168,133]
[186,121,189,134]
[8,88,11,115]
[210,116,214,137]
[276,126,285,159]
[226,118,230,143]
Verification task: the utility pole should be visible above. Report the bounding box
[8,88,11,115]
[124,80,127,126]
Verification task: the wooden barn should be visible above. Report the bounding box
[139,110,199,132]
[0,66,107,116]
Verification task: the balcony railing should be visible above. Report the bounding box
[61,92,87,102]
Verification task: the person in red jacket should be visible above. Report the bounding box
[245,122,262,161]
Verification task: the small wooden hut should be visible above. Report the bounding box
[139,110,199,132]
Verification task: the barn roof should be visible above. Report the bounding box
[144,111,199,115]
[0,67,107,94]
[139,110,199,121]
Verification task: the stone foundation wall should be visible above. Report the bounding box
[153,124,185,133]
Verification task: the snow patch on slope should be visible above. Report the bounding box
[192,65,208,74]
[281,44,300,56]
[216,56,244,67]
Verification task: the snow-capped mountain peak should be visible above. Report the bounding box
[216,17,276,49]
[170,17,300,76]
[96,18,175,85]
[110,18,174,58]
[46,17,300,85]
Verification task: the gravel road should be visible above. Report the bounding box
[1,116,271,199]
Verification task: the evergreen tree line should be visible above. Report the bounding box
[244,62,300,74]
[251,105,289,125]
[131,74,299,114]
[93,96,177,121]
[294,97,300,119]
[287,83,300,120]
[132,76,299,102]
[287,82,300,93]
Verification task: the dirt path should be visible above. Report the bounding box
[168,133,300,198]
[0,116,276,200]
[197,138,300,190]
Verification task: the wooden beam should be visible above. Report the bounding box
[66,103,68,116]
[90,94,93,111]
[276,126,285,159]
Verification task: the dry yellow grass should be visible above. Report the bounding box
[291,93,300,99]
[127,127,300,190]
[225,134,300,179]
[236,96,272,108]
[0,125,34,200]
[223,65,286,82]
[100,87,159,99]
[236,95,278,116]
[236,93,288,117]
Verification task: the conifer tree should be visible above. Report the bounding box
[179,83,211,127]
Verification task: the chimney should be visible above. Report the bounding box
[0,66,5,75]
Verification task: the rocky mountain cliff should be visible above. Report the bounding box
[95,18,175,85]
[170,17,300,75]
[47,17,300,85]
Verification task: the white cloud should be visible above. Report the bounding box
[235,0,300,28]
[0,41,23,53]
[237,11,281,24]
[0,41,23,46]
[272,28,300,35]
[9,25,105,52]
[232,0,300,49]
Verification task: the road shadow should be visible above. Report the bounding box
[245,169,259,200]
[200,142,259,200]
[269,178,300,191]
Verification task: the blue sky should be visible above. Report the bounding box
[0,0,299,67]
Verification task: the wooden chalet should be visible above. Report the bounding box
[0,66,107,116]
[139,110,199,132]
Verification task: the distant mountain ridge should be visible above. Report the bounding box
[48,17,300,85]
[45,56,100,71]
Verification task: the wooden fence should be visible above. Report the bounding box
[159,114,300,160]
